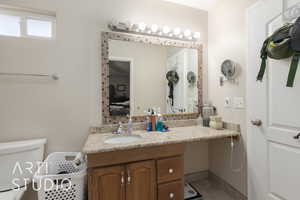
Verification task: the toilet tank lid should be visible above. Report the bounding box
[0,139,47,155]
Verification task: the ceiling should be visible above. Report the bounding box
[162,0,217,11]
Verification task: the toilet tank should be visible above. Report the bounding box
[0,139,47,192]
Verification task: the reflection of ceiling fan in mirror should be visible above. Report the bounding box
[220,59,238,86]
[187,71,196,86]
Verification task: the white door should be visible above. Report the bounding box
[247,0,300,200]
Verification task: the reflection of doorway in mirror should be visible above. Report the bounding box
[109,58,133,116]
[166,47,198,114]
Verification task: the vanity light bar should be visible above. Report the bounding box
[108,21,201,41]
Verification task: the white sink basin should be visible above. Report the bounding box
[104,135,142,144]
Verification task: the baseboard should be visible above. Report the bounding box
[208,171,247,200]
[184,170,209,182]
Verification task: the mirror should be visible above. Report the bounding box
[101,32,202,124]
[109,40,199,116]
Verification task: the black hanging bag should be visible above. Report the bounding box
[257,17,300,87]
[288,16,300,87]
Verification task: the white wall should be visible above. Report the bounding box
[208,0,257,195]
[0,0,208,179]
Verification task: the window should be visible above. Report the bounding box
[0,14,21,36]
[0,7,56,39]
[26,19,52,38]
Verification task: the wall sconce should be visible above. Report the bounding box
[108,21,201,42]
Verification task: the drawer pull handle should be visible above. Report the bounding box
[169,193,175,199]
[121,171,125,185]
[169,168,174,174]
[127,170,131,184]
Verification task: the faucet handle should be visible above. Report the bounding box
[117,121,123,134]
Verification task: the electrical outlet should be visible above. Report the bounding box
[224,97,231,108]
[233,97,244,109]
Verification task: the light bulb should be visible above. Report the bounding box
[138,22,146,31]
[162,26,170,34]
[173,28,181,36]
[151,24,158,33]
[193,32,201,39]
[184,29,191,37]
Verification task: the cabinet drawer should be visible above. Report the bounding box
[158,181,183,200]
[157,156,183,183]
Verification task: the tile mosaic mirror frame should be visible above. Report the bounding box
[101,31,203,124]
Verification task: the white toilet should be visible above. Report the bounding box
[0,139,47,200]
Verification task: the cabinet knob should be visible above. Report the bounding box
[168,168,174,174]
[169,193,175,199]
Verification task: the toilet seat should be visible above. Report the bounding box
[0,187,26,200]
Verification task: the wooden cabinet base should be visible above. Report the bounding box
[88,144,186,200]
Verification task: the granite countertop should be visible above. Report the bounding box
[83,125,240,154]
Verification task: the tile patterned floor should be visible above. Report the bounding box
[190,179,235,200]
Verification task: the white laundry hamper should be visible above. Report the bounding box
[34,152,87,200]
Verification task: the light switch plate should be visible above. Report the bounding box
[233,97,244,109]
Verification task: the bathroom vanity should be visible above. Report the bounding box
[83,126,239,200]
[87,144,185,200]
[83,30,240,200]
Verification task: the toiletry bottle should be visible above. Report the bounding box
[150,108,156,131]
[148,118,153,131]
[145,116,149,131]
[128,115,133,134]
[156,114,164,132]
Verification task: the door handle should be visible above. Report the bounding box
[251,120,262,126]
[293,133,300,140]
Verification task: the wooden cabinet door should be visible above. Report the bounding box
[90,165,126,200]
[126,160,156,200]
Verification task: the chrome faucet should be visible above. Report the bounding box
[116,121,124,135]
